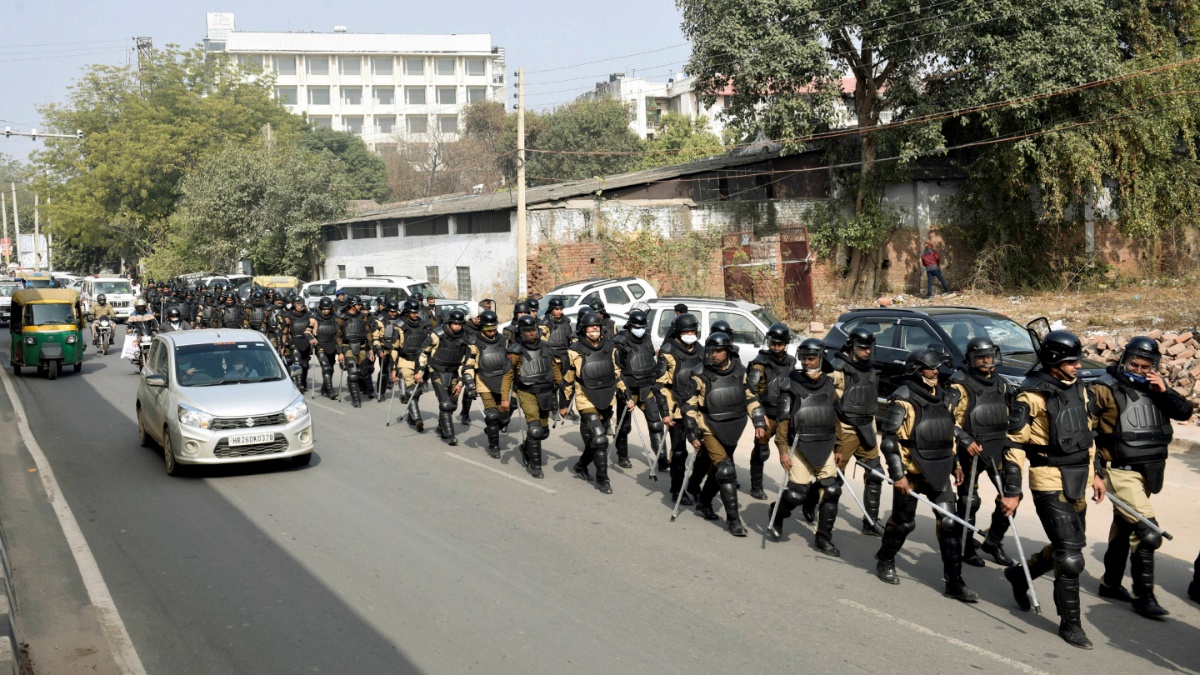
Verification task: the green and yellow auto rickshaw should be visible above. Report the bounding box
[8,288,85,380]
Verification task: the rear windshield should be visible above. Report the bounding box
[174,341,285,387]
[92,281,132,295]
[407,282,445,299]
[0,286,17,298]
[23,279,53,288]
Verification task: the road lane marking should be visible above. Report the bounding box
[310,401,346,415]
[0,366,148,675]
[444,452,556,494]
[838,599,1048,675]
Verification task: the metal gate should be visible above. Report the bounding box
[721,226,815,313]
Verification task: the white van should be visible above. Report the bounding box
[80,277,137,320]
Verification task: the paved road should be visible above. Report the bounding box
[2,337,1199,674]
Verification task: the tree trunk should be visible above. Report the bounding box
[838,76,883,300]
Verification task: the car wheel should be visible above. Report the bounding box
[137,407,156,449]
[162,428,183,477]
[47,360,58,380]
[292,452,313,467]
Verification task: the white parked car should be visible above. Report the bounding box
[641,296,801,360]
[136,329,315,476]
[80,277,136,321]
[541,277,657,319]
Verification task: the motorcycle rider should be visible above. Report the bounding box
[90,294,116,347]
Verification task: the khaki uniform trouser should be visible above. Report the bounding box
[834,420,879,463]
[394,358,419,390]
[517,390,550,427]
[1105,467,1156,547]
[700,434,733,465]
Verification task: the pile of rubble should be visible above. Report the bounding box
[1081,330,1200,410]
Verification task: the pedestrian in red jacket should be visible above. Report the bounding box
[921,242,950,298]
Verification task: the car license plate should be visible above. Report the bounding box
[228,432,274,447]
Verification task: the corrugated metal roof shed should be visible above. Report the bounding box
[224,32,494,54]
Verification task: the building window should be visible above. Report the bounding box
[405,216,449,236]
[435,58,455,76]
[426,266,439,284]
[339,57,361,76]
[438,115,458,134]
[310,116,333,129]
[341,87,362,106]
[274,56,297,75]
[375,117,395,135]
[382,221,400,237]
[308,87,330,105]
[458,211,511,234]
[436,87,457,105]
[322,224,347,241]
[306,56,329,76]
[456,267,472,300]
[371,57,394,76]
[337,265,346,279]
[406,115,428,134]
[466,87,487,104]
[374,87,394,106]
[363,266,375,277]
[465,58,485,77]
[351,222,376,239]
[241,54,264,70]
[404,58,425,76]
[275,87,298,105]
[343,116,364,134]
[405,87,426,105]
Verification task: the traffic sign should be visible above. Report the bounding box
[0,238,10,257]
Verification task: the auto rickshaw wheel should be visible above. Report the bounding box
[10,365,19,377]
[47,361,58,380]
[73,362,82,373]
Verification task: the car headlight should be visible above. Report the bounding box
[65,335,77,344]
[284,395,309,422]
[178,403,214,429]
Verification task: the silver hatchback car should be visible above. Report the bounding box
[136,329,315,476]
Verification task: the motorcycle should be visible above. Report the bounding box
[129,320,157,372]
[94,316,113,356]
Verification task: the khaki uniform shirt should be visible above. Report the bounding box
[1005,380,1097,492]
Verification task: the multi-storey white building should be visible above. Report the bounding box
[203,12,506,148]
[578,73,729,141]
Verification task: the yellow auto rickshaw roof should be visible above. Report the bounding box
[253,275,301,288]
[12,288,80,304]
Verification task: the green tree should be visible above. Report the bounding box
[526,98,645,185]
[150,140,348,280]
[679,0,1116,297]
[637,113,723,169]
[31,45,302,263]
[301,126,389,202]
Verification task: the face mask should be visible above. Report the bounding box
[680,334,698,345]
[631,328,646,338]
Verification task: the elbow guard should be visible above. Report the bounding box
[686,418,702,444]
[880,435,904,481]
[954,427,976,452]
[1007,401,1031,434]
[750,407,766,429]
[1001,460,1024,498]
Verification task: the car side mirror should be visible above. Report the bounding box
[145,373,167,388]
[1026,316,1050,352]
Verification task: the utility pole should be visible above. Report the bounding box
[1,191,7,267]
[135,37,153,94]
[10,183,19,268]
[33,194,40,270]
[516,67,527,298]
[46,197,52,272]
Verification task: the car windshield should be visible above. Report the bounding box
[0,285,17,297]
[547,294,580,308]
[93,281,132,295]
[938,315,1037,356]
[174,341,285,387]
[24,279,53,288]
[751,307,782,328]
[26,303,76,325]
[407,282,446,299]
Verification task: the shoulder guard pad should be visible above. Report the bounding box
[654,354,671,378]
[749,351,771,367]
[827,352,848,371]
[891,384,913,402]
[659,341,675,355]
[1019,375,1049,392]
[880,402,907,434]
[944,385,963,410]
[949,369,967,384]
[506,343,524,356]
[1095,372,1118,388]
[433,326,447,339]
[611,333,628,346]
[690,362,705,376]
[466,332,479,345]
[1007,400,1031,434]
[745,365,764,389]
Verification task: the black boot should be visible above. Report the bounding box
[963,537,985,568]
[862,479,885,536]
[526,439,544,479]
[769,483,806,541]
[614,435,633,469]
[322,372,337,400]
[593,440,612,494]
[875,557,900,585]
[1131,547,1169,619]
[1005,565,1033,611]
[571,461,593,482]
[459,412,471,426]
[485,422,501,459]
[347,375,362,408]
[1055,576,1093,649]
[717,482,747,537]
[408,396,424,432]
[815,497,840,556]
[1102,519,1133,590]
[438,410,457,445]
[695,501,719,520]
[655,434,669,472]
[944,578,980,603]
[749,443,767,500]
[671,492,695,507]
[981,533,1015,567]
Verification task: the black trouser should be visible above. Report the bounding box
[1028,490,1088,625]
[431,372,460,438]
[669,422,690,495]
[877,473,963,583]
[290,340,312,389]
[956,450,1010,548]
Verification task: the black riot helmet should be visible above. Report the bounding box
[517,314,540,344]
[527,297,540,314]
[796,338,826,371]
[626,309,648,329]
[479,310,500,331]
[96,293,108,304]
[579,311,604,329]
[291,297,306,312]
[548,297,564,311]
[224,294,237,305]
[1119,336,1161,382]
[411,292,424,303]
[765,323,790,346]
[402,299,421,315]
[1037,330,1083,367]
[204,293,215,304]
[447,309,466,326]
[589,300,607,316]
[965,336,1002,371]
[385,300,400,313]
[317,297,334,312]
[704,332,734,366]
[168,308,181,321]
[252,289,265,302]
[672,313,701,337]
[710,319,732,337]
[905,348,950,378]
[513,301,531,317]
[842,326,876,366]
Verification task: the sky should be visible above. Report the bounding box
[0,0,690,161]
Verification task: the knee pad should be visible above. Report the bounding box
[528,422,549,441]
[590,429,609,451]
[781,485,808,509]
[1054,550,1086,577]
[715,459,737,485]
[345,361,358,376]
[752,443,770,464]
[938,513,961,533]
[819,477,841,501]
[647,419,664,435]
[1136,521,1163,552]
[439,397,458,412]
[893,518,917,537]
[484,408,501,424]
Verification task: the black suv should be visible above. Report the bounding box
[823,305,1106,398]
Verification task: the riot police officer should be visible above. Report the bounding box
[588,300,618,339]
[654,313,706,504]
[1002,331,1099,649]
[245,290,272,335]
[613,310,665,471]
[312,298,343,400]
[542,297,576,419]
[1090,336,1192,619]
[874,348,976,604]
[267,294,289,352]
[827,327,886,536]
[499,315,564,478]
[284,297,316,393]
[464,310,513,458]
[769,338,843,556]
[502,301,536,345]
[681,332,768,536]
[421,309,472,445]
[390,299,432,431]
[747,324,795,500]
[949,337,1017,568]
[373,301,403,401]
[197,292,217,328]
[214,293,245,329]
[337,296,375,407]
[563,312,630,494]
